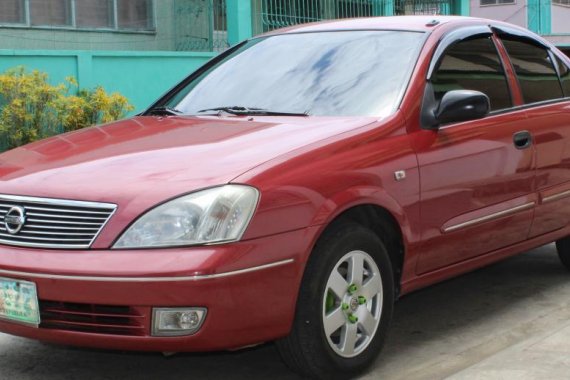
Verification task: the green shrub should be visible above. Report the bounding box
[0,66,134,150]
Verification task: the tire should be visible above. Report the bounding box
[277,221,395,379]
[556,236,570,270]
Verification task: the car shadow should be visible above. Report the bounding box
[369,243,570,378]
[0,244,567,380]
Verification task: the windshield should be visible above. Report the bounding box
[163,30,426,117]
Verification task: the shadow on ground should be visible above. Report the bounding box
[0,244,567,380]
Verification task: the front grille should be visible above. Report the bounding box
[40,301,146,336]
[0,194,116,249]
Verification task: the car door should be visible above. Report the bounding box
[495,31,570,238]
[415,30,536,274]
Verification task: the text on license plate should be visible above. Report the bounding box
[0,277,40,326]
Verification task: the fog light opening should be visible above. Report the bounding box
[152,307,207,337]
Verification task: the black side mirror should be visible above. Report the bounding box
[435,90,490,126]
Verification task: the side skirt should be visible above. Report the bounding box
[400,224,570,296]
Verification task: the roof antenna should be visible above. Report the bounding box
[426,19,440,27]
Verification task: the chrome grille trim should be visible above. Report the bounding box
[26,219,104,226]
[0,194,116,208]
[20,206,112,215]
[25,224,100,231]
[7,230,96,236]
[24,212,108,220]
[0,194,116,249]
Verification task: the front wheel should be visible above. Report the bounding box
[277,222,395,379]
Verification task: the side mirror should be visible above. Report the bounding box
[435,90,490,126]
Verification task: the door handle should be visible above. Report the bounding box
[513,130,532,150]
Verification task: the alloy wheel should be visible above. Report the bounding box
[322,250,383,358]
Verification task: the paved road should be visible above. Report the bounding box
[1,244,570,380]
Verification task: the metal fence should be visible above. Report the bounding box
[174,0,229,52]
[252,0,454,34]
[395,0,453,15]
[252,0,381,34]
[171,0,456,52]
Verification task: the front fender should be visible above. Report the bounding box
[233,113,422,281]
[311,185,414,246]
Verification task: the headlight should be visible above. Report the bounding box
[113,185,259,249]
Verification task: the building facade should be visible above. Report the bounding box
[470,0,570,52]
[0,0,229,51]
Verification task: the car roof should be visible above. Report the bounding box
[265,15,484,35]
[260,15,553,50]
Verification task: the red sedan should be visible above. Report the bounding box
[1,15,570,379]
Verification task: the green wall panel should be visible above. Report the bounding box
[227,0,253,45]
[0,53,78,86]
[91,53,215,113]
[0,50,216,114]
[528,0,552,35]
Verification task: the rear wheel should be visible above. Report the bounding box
[556,236,570,270]
[277,222,395,379]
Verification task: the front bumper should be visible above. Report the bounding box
[0,227,318,352]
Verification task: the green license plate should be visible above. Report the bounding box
[0,277,40,326]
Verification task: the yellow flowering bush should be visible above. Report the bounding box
[0,67,134,150]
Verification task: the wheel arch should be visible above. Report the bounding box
[312,200,408,298]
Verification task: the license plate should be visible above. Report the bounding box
[0,277,40,326]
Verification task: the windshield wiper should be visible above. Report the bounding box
[197,106,309,117]
[145,106,184,116]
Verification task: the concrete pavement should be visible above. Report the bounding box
[1,243,570,379]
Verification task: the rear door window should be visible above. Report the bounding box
[431,37,512,111]
[501,39,564,104]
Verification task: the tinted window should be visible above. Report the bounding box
[0,0,24,23]
[169,31,426,117]
[76,0,113,28]
[554,54,570,97]
[432,37,511,111]
[30,0,70,26]
[501,39,564,103]
[117,0,153,30]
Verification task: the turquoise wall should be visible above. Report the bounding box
[226,0,253,45]
[0,50,216,114]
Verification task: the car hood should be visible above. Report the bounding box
[0,115,376,211]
